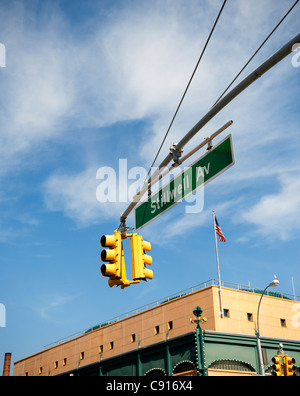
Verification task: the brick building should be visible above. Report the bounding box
[13,280,300,376]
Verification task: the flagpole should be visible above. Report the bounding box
[213,210,224,318]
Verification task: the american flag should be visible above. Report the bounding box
[215,216,226,242]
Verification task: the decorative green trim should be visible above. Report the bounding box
[144,367,167,376]
[172,360,196,374]
[56,331,300,377]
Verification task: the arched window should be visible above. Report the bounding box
[209,359,255,372]
[173,361,197,376]
[145,368,167,376]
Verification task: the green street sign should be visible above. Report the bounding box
[135,134,235,230]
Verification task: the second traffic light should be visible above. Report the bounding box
[283,356,296,377]
[272,356,282,376]
[130,233,153,281]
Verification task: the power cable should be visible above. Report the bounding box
[146,0,228,178]
[212,0,300,107]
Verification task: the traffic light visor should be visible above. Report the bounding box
[144,268,153,280]
[144,254,152,266]
[287,357,296,364]
[285,357,296,376]
[100,234,116,247]
[142,240,151,252]
[101,263,119,277]
[272,356,282,376]
[101,248,117,262]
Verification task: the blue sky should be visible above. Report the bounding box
[0,0,299,373]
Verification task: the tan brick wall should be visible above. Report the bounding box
[13,285,300,376]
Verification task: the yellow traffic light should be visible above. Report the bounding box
[99,230,154,288]
[100,230,131,289]
[283,355,296,377]
[130,233,153,281]
[272,356,282,376]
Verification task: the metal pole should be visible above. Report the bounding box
[137,336,142,376]
[144,120,233,191]
[99,350,103,376]
[120,33,300,225]
[175,33,300,153]
[213,211,224,318]
[256,285,269,376]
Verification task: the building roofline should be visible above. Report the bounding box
[44,279,297,349]
[13,279,299,365]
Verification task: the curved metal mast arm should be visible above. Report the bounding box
[120,33,300,225]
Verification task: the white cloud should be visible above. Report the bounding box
[43,168,104,227]
[0,0,285,168]
[0,226,15,243]
[142,198,236,245]
[242,173,300,241]
[0,8,74,152]
[37,294,76,322]
[1,0,298,231]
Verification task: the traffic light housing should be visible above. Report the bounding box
[272,356,282,376]
[283,356,296,377]
[100,230,131,289]
[130,233,153,281]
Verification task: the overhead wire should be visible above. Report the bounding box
[145,0,228,179]
[212,0,300,107]
[120,1,299,225]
